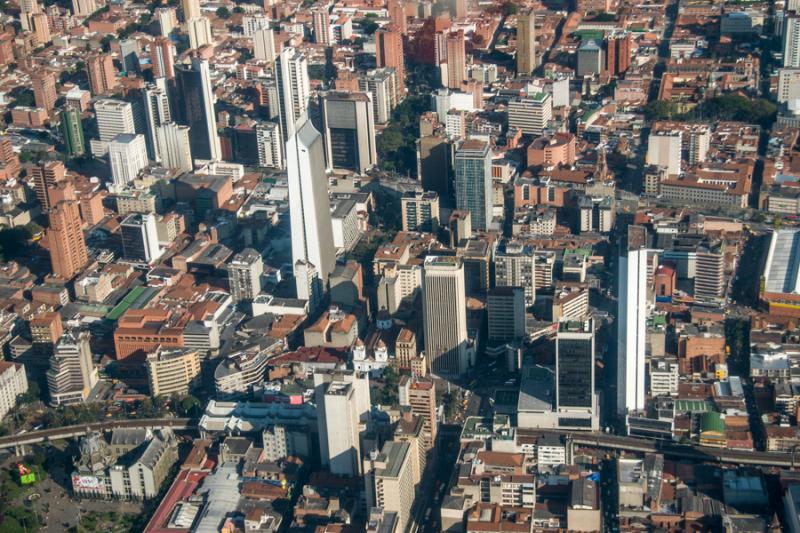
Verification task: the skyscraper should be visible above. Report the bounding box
[255,121,283,169]
[312,7,333,45]
[556,318,598,430]
[47,200,89,279]
[142,80,172,160]
[228,248,264,303]
[445,30,466,89]
[156,122,193,173]
[785,15,800,68]
[121,213,162,264]
[86,53,118,95]
[72,0,96,16]
[19,0,41,32]
[182,0,200,20]
[321,92,377,173]
[31,161,66,210]
[363,441,414,531]
[494,239,536,307]
[109,134,148,188]
[92,99,136,156]
[605,33,631,76]
[60,109,85,157]
[617,225,649,415]
[175,58,221,161]
[187,16,213,50]
[358,68,399,124]
[398,375,437,450]
[388,0,407,34]
[375,25,406,94]
[454,139,492,232]
[32,71,57,112]
[253,27,276,62]
[287,119,336,294]
[422,256,469,377]
[516,11,536,75]
[47,330,97,406]
[275,47,311,140]
[150,37,176,79]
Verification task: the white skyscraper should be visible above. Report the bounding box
[72,0,96,16]
[617,226,649,416]
[121,213,162,264]
[785,15,800,68]
[243,14,271,36]
[256,121,283,169]
[422,256,469,377]
[91,99,136,156]
[228,248,264,303]
[187,16,213,50]
[287,119,336,295]
[47,330,98,406]
[276,47,311,140]
[156,122,193,173]
[253,27,276,62]
[142,81,172,161]
[108,134,148,188]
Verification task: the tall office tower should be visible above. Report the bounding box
[119,39,140,73]
[276,47,311,140]
[47,200,89,279]
[187,16,213,50]
[556,318,598,430]
[605,33,631,76]
[60,109,85,157]
[778,68,800,103]
[389,0,407,33]
[646,131,682,176]
[287,119,336,292]
[363,441,414,531]
[786,15,800,68]
[31,161,66,210]
[516,11,536,75]
[253,27,276,62]
[31,12,48,45]
[617,225,649,416]
[242,14,270,36]
[375,25,406,93]
[487,286,526,343]
[314,370,370,475]
[422,256,468,377]
[121,213,161,263]
[156,122,193,173]
[46,331,97,406]
[86,53,118,95]
[576,40,603,77]
[454,139,492,232]
[228,248,263,303]
[71,0,96,16]
[494,240,535,307]
[358,68,398,124]
[401,190,440,232]
[255,121,283,168]
[150,37,176,79]
[508,92,552,135]
[155,7,177,35]
[175,58,221,161]
[398,376,437,449]
[321,92,377,173]
[108,134,148,188]
[182,0,201,20]
[417,133,450,197]
[445,30,466,89]
[142,81,172,160]
[32,72,57,112]
[92,99,135,156]
[312,7,333,45]
[19,0,41,31]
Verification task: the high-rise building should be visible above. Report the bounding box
[150,37,176,79]
[358,68,398,124]
[86,53,118,95]
[487,286,526,343]
[417,133,450,197]
[576,40,603,77]
[398,375,437,449]
[617,225,649,415]
[19,0,41,32]
[72,0,96,16]
[156,122,193,173]
[785,15,800,68]
[145,347,201,396]
[92,99,136,156]
[422,256,469,377]
[182,0,200,20]
[60,109,85,157]
[175,58,221,161]
[508,92,552,135]
[142,80,172,160]
[121,213,162,264]
[108,133,148,188]
[253,27,276,62]
[255,121,283,169]
[494,240,535,307]
[187,16,213,50]
[517,11,536,75]
[375,25,406,94]
[778,68,800,103]
[119,39,140,73]
[47,200,89,279]
[646,131,682,176]
[276,47,311,140]
[228,248,263,302]
[454,139,492,232]
[363,441,415,531]
[287,119,336,293]
[444,30,466,89]
[155,7,177,35]
[312,7,333,45]
[401,190,439,232]
[0,362,28,420]
[321,91,377,173]
[32,71,57,112]
[31,160,66,210]
[47,330,97,406]
[556,318,598,430]
[242,14,270,36]
[605,33,631,76]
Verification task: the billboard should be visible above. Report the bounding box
[71,474,103,492]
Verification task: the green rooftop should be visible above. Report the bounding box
[700,411,725,434]
[674,399,713,413]
[106,286,158,321]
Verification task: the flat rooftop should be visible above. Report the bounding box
[764,229,800,294]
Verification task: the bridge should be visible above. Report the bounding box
[0,418,196,455]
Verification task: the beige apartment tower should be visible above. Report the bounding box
[517,11,536,75]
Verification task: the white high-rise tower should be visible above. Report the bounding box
[276,47,311,140]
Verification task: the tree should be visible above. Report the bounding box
[360,18,379,35]
[232,5,243,13]
[216,6,230,19]
[643,99,679,121]
[180,395,202,416]
[500,1,518,16]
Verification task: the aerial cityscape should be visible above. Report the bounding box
[0,0,796,531]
